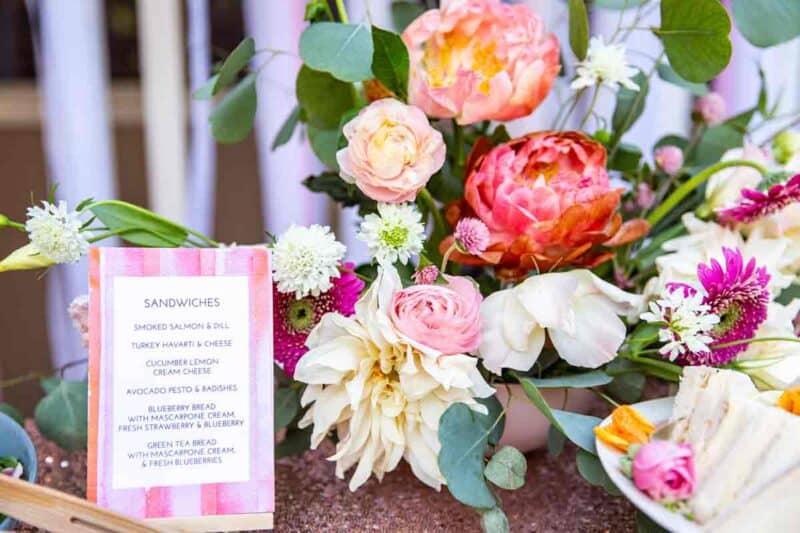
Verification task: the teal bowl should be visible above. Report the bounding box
[0,412,38,531]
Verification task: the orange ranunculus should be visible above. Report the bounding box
[778,387,800,415]
[441,131,648,279]
[594,405,655,453]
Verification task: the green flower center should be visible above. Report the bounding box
[287,298,316,333]
[712,303,740,337]
[379,224,409,249]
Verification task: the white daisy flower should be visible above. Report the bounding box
[272,224,346,299]
[570,36,639,92]
[641,288,720,361]
[25,201,88,264]
[358,203,425,265]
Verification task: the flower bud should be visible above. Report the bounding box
[0,243,56,273]
[0,214,9,228]
[654,145,684,175]
[772,131,800,165]
[693,92,726,126]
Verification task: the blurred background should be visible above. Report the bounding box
[1,0,799,413]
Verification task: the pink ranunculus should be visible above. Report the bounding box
[402,0,560,125]
[336,98,446,203]
[632,441,696,503]
[389,275,483,354]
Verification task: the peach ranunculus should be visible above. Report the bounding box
[389,275,482,355]
[336,98,446,203]
[442,131,649,279]
[402,0,560,125]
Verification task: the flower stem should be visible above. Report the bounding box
[646,159,769,227]
[710,336,800,351]
[452,120,465,167]
[335,0,348,23]
[440,242,458,273]
[579,83,601,130]
[621,352,683,378]
[592,388,620,408]
[0,371,43,390]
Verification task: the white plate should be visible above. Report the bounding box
[595,397,703,533]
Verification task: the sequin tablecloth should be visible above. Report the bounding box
[20,420,635,532]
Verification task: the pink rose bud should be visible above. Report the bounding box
[412,265,440,285]
[389,275,483,355]
[632,441,696,503]
[693,92,726,126]
[454,217,490,255]
[634,183,656,209]
[654,145,684,175]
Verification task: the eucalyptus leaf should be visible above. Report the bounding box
[576,449,621,496]
[192,73,220,100]
[484,446,527,490]
[656,63,708,96]
[371,26,410,100]
[732,0,800,48]
[608,372,646,404]
[275,387,300,431]
[0,403,23,426]
[547,425,566,456]
[477,395,505,447]
[210,72,258,144]
[524,371,612,389]
[40,376,61,395]
[690,109,754,167]
[611,70,648,143]
[296,66,357,130]
[567,0,589,60]
[299,22,374,82]
[272,106,302,150]
[480,507,510,533]
[438,403,497,509]
[656,0,732,83]
[212,37,255,95]
[89,200,188,247]
[34,380,88,451]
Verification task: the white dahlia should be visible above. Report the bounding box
[272,224,346,299]
[25,201,88,264]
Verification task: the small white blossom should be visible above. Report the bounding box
[272,224,346,299]
[641,288,720,361]
[571,36,639,92]
[25,201,88,264]
[358,203,425,266]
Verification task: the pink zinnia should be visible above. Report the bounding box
[718,174,800,224]
[683,248,770,365]
[273,262,364,376]
[454,217,490,255]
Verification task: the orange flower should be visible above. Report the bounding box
[778,387,800,415]
[594,405,655,453]
[441,132,648,279]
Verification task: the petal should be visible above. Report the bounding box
[549,294,626,368]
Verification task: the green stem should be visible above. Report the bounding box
[579,83,601,130]
[592,388,620,408]
[87,227,185,247]
[335,0,348,23]
[440,242,458,273]
[418,187,446,234]
[0,371,43,390]
[452,120,465,167]
[621,352,683,378]
[646,160,769,227]
[711,336,800,351]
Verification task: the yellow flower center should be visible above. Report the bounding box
[422,34,504,94]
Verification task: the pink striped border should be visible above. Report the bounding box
[88,247,274,518]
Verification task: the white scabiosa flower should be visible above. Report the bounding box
[25,201,88,264]
[570,36,639,92]
[272,224,346,299]
[641,289,720,361]
[358,203,425,265]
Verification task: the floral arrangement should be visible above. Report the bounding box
[3,0,800,530]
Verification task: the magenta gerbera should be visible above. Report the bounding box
[718,174,800,224]
[686,248,770,365]
[273,262,364,376]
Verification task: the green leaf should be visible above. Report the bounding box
[438,403,497,509]
[299,22,374,82]
[636,510,669,533]
[271,106,302,150]
[477,395,505,447]
[40,376,61,395]
[608,372,647,404]
[275,387,300,431]
[391,1,426,32]
[757,66,769,117]
[611,70,649,143]
[690,109,754,167]
[89,200,188,247]
[34,380,88,451]
[307,126,340,169]
[777,283,800,305]
[732,0,800,48]
[427,159,464,203]
[214,38,256,95]
[576,449,621,496]
[276,427,312,458]
[296,66,357,130]
[567,0,590,60]
[524,371,612,389]
[653,134,689,152]
[480,507,510,533]
[303,172,376,212]
[626,322,662,356]
[192,73,220,100]
[371,26,410,100]
[484,446,527,490]
[210,72,258,144]
[547,425,566,457]
[0,403,24,426]
[656,63,708,96]
[608,143,642,172]
[593,0,646,8]
[656,0,732,83]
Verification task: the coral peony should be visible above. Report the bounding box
[390,274,483,355]
[443,131,646,278]
[632,441,696,503]
[337,98,445,203]
[402,0,560,125]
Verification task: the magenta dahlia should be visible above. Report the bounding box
[273,262,364,376]
[718,174,800,224]
[684,248,770,365]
